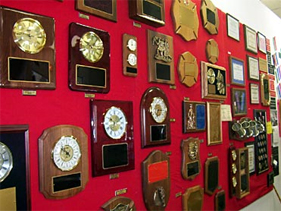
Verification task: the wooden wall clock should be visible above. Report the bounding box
[38,125,89,199]
[182,185,204,211]
[0,6,55,90]
[123,34,138,77]
[140,87,171,148]
[142,150,170,211]
[178,51,198,87]
[90,99,134,176]
[101,196,136,211]
[0,125,31,210]
[171,0,199,41]
[129,0,165,27]
[200,0,219,35]
[69,22,110,93]
[147,30,175,85]
[181,138,201,180]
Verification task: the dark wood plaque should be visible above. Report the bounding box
[76,0,117,22]
[0,125,31,210]
[38,125,89,199]
[147,30,175,85]
[123,34,138,77]
[181,138,201,180]
[205,156,219,195]
[140,87,171,148]
[142,150,170,211]
[101,196,136,211]
[182,185,204,211]
[69,22,110,93]
[129,0,165,27]
[215,190,225,211]
[90,99,134,176]
[0,6,55,90]
[229,146,237,198]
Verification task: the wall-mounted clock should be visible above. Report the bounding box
[38,125,88,199]
[140,87,171,148]
[69,22,110,93]
[123,34,138,77]
[147,30,175,85]
[0,142,13,182]
[0,6,55,89]
[200,0,219,35]
[90,99,134,176]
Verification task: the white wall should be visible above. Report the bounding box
[211,0,281,210]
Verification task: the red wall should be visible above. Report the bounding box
[0,0,272,210]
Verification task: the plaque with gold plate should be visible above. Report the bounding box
[181,138,201,180]
[69,22,110,93]
[142,150,170,211]
[182,186,204,211]
[206,39,219,64]
[147,30,175,85]
[178,51,198,87]
[140,87,171,148]
[205,156,219,195]
[201,61,226,100]
[101,196,136,211]
[129,0,165,27]
[123,34,138,77]
[0,125,30,210]
[38,125,88,199]
[0,6,55,90]
[171,0,199,41]
[90,99,134,176]
[260,73,270,106]
[200,0,219,35]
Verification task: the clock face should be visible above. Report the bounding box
[127,53,137,66]
[149,97,168,123]
[80,31,104,63]
[12,17,46,54]
[52,136,81,171]
[104,106,128,139]
[0,142,13,182]
[127,38,137,51]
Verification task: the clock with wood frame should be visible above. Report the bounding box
[90,99,134,177]
[123,34,138,77]
[0,6,55,89]
[38,125,88,199]
[68,22,110,93]
[140,87,171,148]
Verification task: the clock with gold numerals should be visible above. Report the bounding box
[140,87,171,148]
[38,125,88,199]
[123,34,138,77]
[0,6,55,89]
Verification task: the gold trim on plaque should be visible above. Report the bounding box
[207,102,222,145]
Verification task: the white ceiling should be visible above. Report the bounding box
[260,0,281,19]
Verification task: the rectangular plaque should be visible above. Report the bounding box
[259,58,268,72]
[150,125,167,142]
[102,143,128,169]
[226,13,239,41]
[236,148,250,199]
[205,156,219,195]
[247,55,259,81]
[258,32,266,54]
[207,102,222,145]
[245,142,256,175]
[148,160,168,183]
[53,173,81,192]
[76,65,106,88]
[156,63,171,81]
[231,88,247,116]
[229,56,245,86]
[187,161,199,177]
[244,24,257,54]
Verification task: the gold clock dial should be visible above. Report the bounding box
[149,97,168,123]
[80,31,104,63]
[0,142,13,182]
[12,17,46,54]
[207,68,215,84]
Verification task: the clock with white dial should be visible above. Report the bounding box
[127,38,137,51]
[149,97,168,123]
[0,142,13,182]
[127,53,137,66]
[103,106,128,139]
[52,136,81,171]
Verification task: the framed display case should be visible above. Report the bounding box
[226,13,239,41]
[231,88,247,116]
[207,102,222,146]
[260,73,271,106]
[229,56,245,86]
[245,141,256,175]
[247,55,259,81]
[257,32,266,54]
[244,24,257,54]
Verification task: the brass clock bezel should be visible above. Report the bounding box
[0,142,13,182]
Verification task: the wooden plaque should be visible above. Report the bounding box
[123,34,138,77]
[90,99,134,176]
[215,190,225,211]
[147,30,175,85]
[207,102,222,145]
[69,22,110,93]
[140,87,171,148]
[260,73,271,106]
[101,196,136,211]
[182,186,204,211]
[38,125,88,199]
[0,6,55,90]
[200,0,219,35]
[206,39,219,64]
[181,138,201,180]
[178,52,198,87]
[229,146,237,198]
[129,0,165,27]
[142,150,170,211]
[205,156,219,195]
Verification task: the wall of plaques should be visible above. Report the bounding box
[0,0,277,210]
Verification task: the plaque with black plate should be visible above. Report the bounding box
[0,6,55,90]
[69,22,110,93]
[181,138,201,180]
[101,196,136,211]
[140,87,171,148]
[90,99,134,176]
[182,185,204,211]
[142,150,170,211]
[200,0,219,35]
[38,125,89,199]
[0,125,30,210]
[123,34,138,77]
[182,101,206,133]
[205,156,219,195]
[253,109,269,175]
[215,190,225,211]
[129,0,165,27]
[147,30,175,85]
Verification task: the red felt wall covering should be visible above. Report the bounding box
[0,0,272,210]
